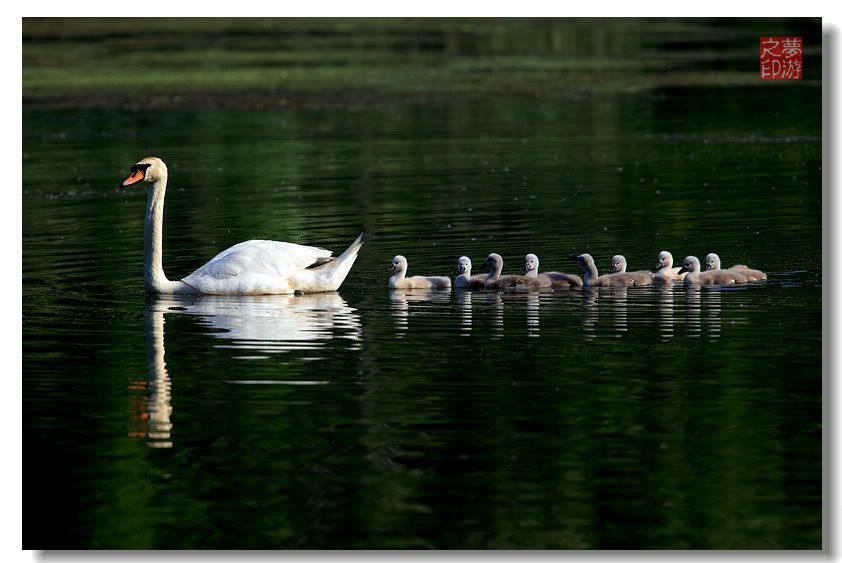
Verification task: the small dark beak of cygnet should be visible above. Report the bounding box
[388,263,396,272]
[677,265,688,275]
[705,264,713,271]
[655,263,663,271]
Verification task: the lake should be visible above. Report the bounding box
[22,18,822,549]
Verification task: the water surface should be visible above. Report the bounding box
[23,20,821,550]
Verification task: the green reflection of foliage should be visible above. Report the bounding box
[23,18,821,109]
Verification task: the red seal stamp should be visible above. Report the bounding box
[760,36,803,80]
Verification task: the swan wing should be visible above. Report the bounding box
[182,240,333,294]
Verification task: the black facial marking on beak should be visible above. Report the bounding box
[122,162,152,187]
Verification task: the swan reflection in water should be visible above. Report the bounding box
[486,292,505,340]
[581,289,599,341]
[526,292,540,337]
[129,307,174,448]
[130,293,361,448]
[456,290,473,336]
[705,289,722,340]
[603,287,628,336]
[389,289,451,337]
[684,286,729,339]
[573,285,732,340]
[166,293,362,355]
[658,285,675,340]
[457,290,539,338]
[685,286,702,338]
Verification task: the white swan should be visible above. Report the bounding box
[122,157,364,295]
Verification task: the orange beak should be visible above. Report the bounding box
[122,170,145,187]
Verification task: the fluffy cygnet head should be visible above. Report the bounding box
[485,253,504,273]
[609,255,627,273]
[457,256,472,275]
[389,255,408,273]
[573,253,596,270]
[705,253,721,271]
[524,253,540,274]
[655,250,674,271]
[678,256,701,275]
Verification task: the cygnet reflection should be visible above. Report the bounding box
[389,289,452,336]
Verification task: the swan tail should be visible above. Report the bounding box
[309,232,364,291]
[338,232,365,262]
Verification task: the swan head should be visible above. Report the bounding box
[609,255,626,273]
[122,157,167,187]
[573,253,595,270]
[678,256,700,275]
[485,253,503,272]
[655,250,674,271]
[705,253,721,271]
[389,255,408,273]
[457,256,472,275]
[524,253,539,274]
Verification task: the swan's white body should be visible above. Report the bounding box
[180,239,355,295]
[125,157,363,295]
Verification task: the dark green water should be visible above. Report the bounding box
[23,21,822,550]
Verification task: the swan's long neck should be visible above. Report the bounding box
[487,262,502,282]
[683,263,700,284]
[390,268,406,285]
[525,268,538,278]
[583,262,599,285]
[143,175,184,294]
